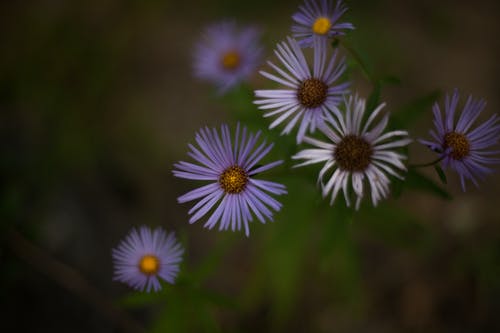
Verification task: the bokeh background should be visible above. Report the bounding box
[1,0,500,332]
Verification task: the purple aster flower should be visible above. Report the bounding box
[292,0,355,48]
[193,21,263,93]
[293,95,411,209]
[254,37,349,143]
[112,226,183,292]
[419,90,500,190]
[173,124,287,236]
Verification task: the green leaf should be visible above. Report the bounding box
[380,75,401,86]
[218,83,264,127]
[366,80,381,113]
[434,164,447,184]
[338,39,375,84]
[356,204,433,251]
[119,285,171,307]
[391,176,404,199]
[244,177,316,328]
[195,288,239,310]
[191,234,235,282]
[393,90,441,127]
[316,205,362,307]
[363,76,401,115]
[405,169,452,200]
[150,292,187,333]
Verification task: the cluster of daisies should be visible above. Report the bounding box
[112,0,500,292]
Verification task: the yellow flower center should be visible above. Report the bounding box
[221,51,241,70]
[334,135,373,172]
[312,17,332,35]
[444,132,470,160]
[219,166,248,193]
[138,255,160,275]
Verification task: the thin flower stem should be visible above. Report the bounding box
[409,155,445,168]
[7,229,146,333]
[336,39,377,85]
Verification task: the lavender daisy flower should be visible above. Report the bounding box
[193,21,263,93]
[292,0,355,48]
[292,95,411,209]
[254,37,349,143]
[173,124,287,236]
[112,226,183,292]
[419,90,500,190]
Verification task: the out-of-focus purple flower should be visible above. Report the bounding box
[112,226,183,292]
[293,95,411,209]
[420,90,500,190]
[254,37,349,143]
[173,124,287,236]
[292,0,354,48]
[193,21,263,93]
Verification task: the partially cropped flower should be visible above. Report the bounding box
[112,226,183,292]
[254,37,349,143]
[193,21,262,93]
[173,124,287,236]
[292,0,354,48]
[293,95,411,209]
[419,90,500,190]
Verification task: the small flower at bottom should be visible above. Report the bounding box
[193,21,263,93]
[291,0,355,48]
[419,90,500,190]
[292,95,411,209]
[173,124,287,236]
[112,226,183,292]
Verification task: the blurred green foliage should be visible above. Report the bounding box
[1,1,500,333]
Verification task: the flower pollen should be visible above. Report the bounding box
[334,135,373,171]
[219,166,248,193]
[138,255,160,275]
[312,17,332,35]
[297,78,328,108]
[444,132,470,160]
[221,51,241,70]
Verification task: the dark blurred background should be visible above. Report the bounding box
[1,0,500,332]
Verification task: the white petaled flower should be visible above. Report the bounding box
[292,95,412,209]
[254,37,349,143]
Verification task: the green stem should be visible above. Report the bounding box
[336,39,377,85]
[409,155,445,168]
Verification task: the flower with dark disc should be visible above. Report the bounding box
[254,37,349,143]
[334,135,373,172]
[419,90,500,190]
[173,124,287,236]
[293,95,411,209]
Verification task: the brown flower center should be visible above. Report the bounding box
[221,51,241,70]
[297,78,328,108]
[138,255,160,275]
[443,132,470,160]
[334,135,373,171]
[219,166,248,193]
